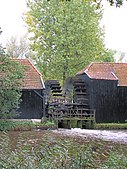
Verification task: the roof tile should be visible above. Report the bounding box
[12,59,44,89]
[77,62,127,86]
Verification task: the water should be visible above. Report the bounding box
[53,128,127,144]
[0,129,127,148]
[0,130,50,149]
[0,129,127,168]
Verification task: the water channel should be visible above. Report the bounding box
[0,129,127,147]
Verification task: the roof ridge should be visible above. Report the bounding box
[85,62,94,72]
[12,58,42,77]
[111,72,118,80]
[92,62,127,64]
[27,59,42,77]
[22,59,45,88]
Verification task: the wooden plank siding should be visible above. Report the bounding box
[18,89,44,119]
[77,74,127,123]
[117,87,127,122]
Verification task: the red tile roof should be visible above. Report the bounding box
[77,62,127,86]
[13,59,45,89]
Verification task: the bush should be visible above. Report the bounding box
[0,120,57,131]
[0,56,25,119]
[0,120,33,131]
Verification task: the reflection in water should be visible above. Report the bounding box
[0,130,50,149]
[0,129,127,168]
[0,129,127,150]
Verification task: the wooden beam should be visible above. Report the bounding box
[33,90,44,99]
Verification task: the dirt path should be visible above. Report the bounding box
[53,128,127,144]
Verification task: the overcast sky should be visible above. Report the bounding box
[0,0,27,44]
[0,0,127,53]
[102,0,127,53]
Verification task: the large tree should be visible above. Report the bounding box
[0,29,25,119]
[25,0,114,83]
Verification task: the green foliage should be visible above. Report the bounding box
[0,120,56,131]
[25,0,114,83]
[0,121,33,131]
[0,38,25,118]
[95,123,127,129]
[0,57,25,118]
[93,0,124,7]
[107,0,123,7]
[102,150,127,168]
[0,131,127,168]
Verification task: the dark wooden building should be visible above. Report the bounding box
[67,62,127,123]
[14,59,45,119]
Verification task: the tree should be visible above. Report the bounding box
[114,51,127,62]
[93,0,124,7]
[25,0,114,83]
[0,29,25,119]
[5,35,33,59]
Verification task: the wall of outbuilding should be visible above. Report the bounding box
[18,89,44,119]
[117,86,127,122]
[77,74,127,123]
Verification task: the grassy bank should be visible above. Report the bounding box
[95,123,127,130]
[0,120,57,131]
[0,120,127,131]
[0,131,127,168]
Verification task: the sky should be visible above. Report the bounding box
[0,0,127,54]
[0,0,27,45]
[102,0,127,53]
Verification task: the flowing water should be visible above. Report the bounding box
[53,128,127,144]
[0,129,127,147]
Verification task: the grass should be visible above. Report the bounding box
[1,119,127,131]
[0,120,57,131]
[95,123,127,130]
[0,131,127,168]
